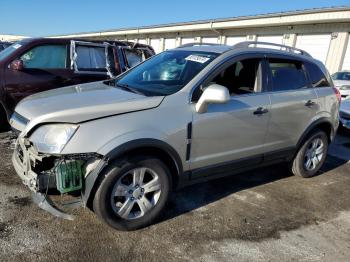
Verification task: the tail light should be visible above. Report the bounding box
[333,87,341,104]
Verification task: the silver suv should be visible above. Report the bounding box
[10,42,340,230]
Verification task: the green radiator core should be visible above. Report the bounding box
[55,160,84,193]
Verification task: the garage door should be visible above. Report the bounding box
[164,38,176,50]
[296,34,331,64]
[150,39,161,53]
[181,37,195,45]
[202,37,219,44]
[342,37,350,71]
[226,36,247,46]
[257,35,284,45]
[138,39,147,45]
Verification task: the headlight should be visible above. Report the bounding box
[340,85,350,90]
[30,124,78,154]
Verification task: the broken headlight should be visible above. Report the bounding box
[29,124,78,154]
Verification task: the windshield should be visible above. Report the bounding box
[0,42,21,61]
[332,72,350,81]
[115,50,218,96]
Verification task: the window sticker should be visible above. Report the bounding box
[13,44,22,49]
[185,55,210,64]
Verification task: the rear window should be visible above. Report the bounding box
[305,62,330,87]
[76,46,106,71]
[268,59,308,91]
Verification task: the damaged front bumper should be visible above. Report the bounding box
[12,137,106,220]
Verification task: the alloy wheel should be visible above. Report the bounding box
[110,167,162,220]
[304,137,324,171]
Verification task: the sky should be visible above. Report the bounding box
[0,0,349,37]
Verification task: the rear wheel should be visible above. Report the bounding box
[291,130,328,178]
[93,156,171,231]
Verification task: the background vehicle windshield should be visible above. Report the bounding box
[0,42,21,61]
[332,72,350,81]
[115,50,218,96]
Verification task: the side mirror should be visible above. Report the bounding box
[10,59,24,71]
[195,84,230,113]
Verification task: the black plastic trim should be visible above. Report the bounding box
[105,138,183,176]
[296,117,335,148]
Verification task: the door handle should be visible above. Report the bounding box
[305,100,316,107]
[253,107,269,115]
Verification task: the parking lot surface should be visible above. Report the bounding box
[0,130,350,262]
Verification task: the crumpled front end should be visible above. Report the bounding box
[12,136,105,220]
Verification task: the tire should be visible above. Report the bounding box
[0,106,9,132]
[93,156,171,231]
[290,129,328,178]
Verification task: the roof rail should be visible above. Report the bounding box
[232,41,312,57]
[177,42,220,48]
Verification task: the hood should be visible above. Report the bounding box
[333,80,350,88]
[340,99,350,114]
[15,81,164,126]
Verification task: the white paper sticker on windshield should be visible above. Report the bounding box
[13,44,22,49]
[185,55,210,64]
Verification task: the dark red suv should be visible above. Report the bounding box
[0,38,154,128]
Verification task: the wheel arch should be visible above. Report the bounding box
[84,139,183,208]
[296,118,335,149]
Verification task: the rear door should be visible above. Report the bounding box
[265,56,319,151]
[70,40,117,83]
[4,43,72,102]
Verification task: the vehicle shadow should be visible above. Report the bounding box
[161,163,293,222]
[159,132,350,224]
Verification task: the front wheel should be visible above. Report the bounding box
[93,156,171,231]
[290,130,328,178]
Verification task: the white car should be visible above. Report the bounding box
[339,98,350,129]
[332,71,350,100]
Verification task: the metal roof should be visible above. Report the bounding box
[51,6,350,37]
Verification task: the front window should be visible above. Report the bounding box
[0,42,21,61]
[115,50,218,96]
[20,44,67,69]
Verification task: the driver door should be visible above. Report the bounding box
[5,43,72,102]
[190,55,271,174]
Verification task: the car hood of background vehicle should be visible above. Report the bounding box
[333,80,350,88]
[340,99,350,113]
[15,81,164,124]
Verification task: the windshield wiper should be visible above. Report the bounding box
[115,82,145,96]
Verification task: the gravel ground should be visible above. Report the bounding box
[0,130,350,262]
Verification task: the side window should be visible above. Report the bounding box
[124,49,144,68]
[20,45,67,69]
[210,58,263,96]
[75,46,106,71]
[268,59,307,91]
[304,62,330,87]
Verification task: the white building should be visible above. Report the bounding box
[52,6,350,73]
[0,34,27,42]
